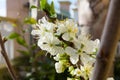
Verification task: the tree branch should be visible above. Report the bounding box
[91,0,120,80]
[0,33,18,80]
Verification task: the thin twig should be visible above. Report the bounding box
[0,33,18,80]
[91,0,120,80]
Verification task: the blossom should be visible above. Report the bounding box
[80,64,93,80]
[74,68,82,77]
[57,19,78,41]
[38,33,64,55]
[34,17,56,37]
[31,17,100,80]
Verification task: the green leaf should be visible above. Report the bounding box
[49,1,56,18]
[24,17,37,24]
[45,2,51,12]
[17,50,29,56]
[31,44,37,50]
[16,37,27,47]
[7,32,20,39]
[40,0,47,10]
[30,5,37,9]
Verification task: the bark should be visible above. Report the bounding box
[0,34,18,80]
[91,0,120,80]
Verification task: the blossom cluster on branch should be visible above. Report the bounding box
[31,17,100,80]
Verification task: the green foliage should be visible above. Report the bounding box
[40,0,57,18]
[24,17,37,24]
[16,37,27,47]
[7,32,20,39]
[17,50,29,56]
[40,0,47,10]
[50,1,56,18]
[30,5,37,9]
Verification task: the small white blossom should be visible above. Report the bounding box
[74,68,81,77]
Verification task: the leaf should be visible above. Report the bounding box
[40,0,47,10]
[16,37,27,47]
[17,50,29,56]
[49,1,57,18]
[7,32,20,39]
[24,17,37,24]
[30,5,37,9]
[44,2,51,14]
[31,44,37,50]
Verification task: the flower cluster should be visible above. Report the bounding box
[31,17,100,80]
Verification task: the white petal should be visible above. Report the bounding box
[70,55,79,64]
[55,62,65,73]
[65,47,77,56]
[65,47,79,64]
[62,33,70,41]
[31,30,41,35]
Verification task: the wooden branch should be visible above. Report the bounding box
[0,16,17,23]
[91,0,120,80]
[0,33,18,80]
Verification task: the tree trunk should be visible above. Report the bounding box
[91,0,120,80]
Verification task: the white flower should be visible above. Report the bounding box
[65,47,79,64]
[38,33,64,55]
[83,39,100,54]
[57,19,78,41]
[55,62,65,73]
[74,68,82,77]
[31,16,101,80]
[81,64,93,80]
[36,17,56,36]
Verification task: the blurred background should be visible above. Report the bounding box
[0,0,120,80]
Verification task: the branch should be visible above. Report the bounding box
[0,33,18,80]
[91,0,120,80]
[0,16,17,23]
